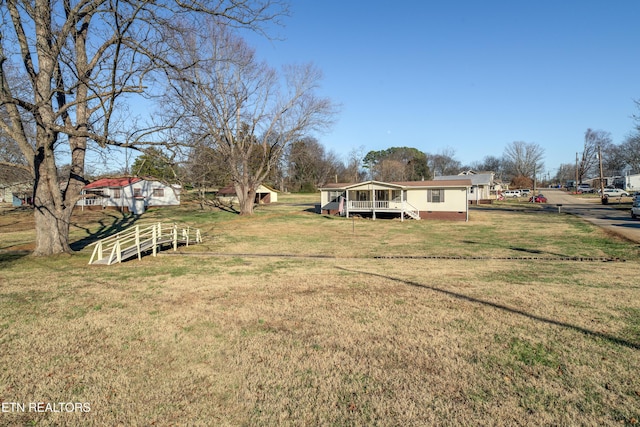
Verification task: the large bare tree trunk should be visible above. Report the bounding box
[33,194,73,255]
[32,139,73,255]
[236,185,257,215]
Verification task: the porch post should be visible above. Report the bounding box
[401,188,404,222]
[372,185,376,220]
[346,190,349,218]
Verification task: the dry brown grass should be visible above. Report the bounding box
[1,199,639,426]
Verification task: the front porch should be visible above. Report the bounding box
[346,199,420,220]
[321,183,421,220]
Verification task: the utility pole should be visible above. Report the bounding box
[598,145,606,204]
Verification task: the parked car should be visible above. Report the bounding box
[578,183,594,193]
[632,199,640,219]
[503,190,521,198]
[529,194,547,203]
[519,189,531,196]
[600,188,629,198]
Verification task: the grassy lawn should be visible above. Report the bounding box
[1,195,639,426]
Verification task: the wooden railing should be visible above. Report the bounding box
[346,200,421,219]
[88,222,202,265]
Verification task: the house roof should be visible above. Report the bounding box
[85,177,142,189]
[0,165,32,187]
[320,179,472,190]
[218,184,278,196]
[434,174,493,186]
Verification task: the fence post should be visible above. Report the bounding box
[152,223,158,257]
[173,223,178,251]
[135,225,141,260]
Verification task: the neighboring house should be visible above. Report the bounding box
[79,177,180,214]
[216,184,278,205]
[621,174,640,192]
[319,179,471,221]
[0,166,33,206]
[434,170,495,204]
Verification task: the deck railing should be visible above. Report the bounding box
[346,200,421,219]
[88,222,202,265]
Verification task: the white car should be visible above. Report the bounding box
[600,188,629,198]
[502,190,521,198]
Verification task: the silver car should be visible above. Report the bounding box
[632,199,640,219]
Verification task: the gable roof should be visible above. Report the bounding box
[434,173,493,186]
[0,165,32,187]
[85,177,142,189]
[218,184,278,196]
[320,179,472,191]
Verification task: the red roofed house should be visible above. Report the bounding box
[319,180,471,221]
[79,177,180,214]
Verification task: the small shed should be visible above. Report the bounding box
[217,184,278,205]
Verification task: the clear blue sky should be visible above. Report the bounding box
[243,0,640,177]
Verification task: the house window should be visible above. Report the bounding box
[133,188,142,197]
[427,189,444,203]
[328,191,342,203]
[112,188,121,198]
[152,188,164,197]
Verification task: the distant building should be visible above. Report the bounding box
[0,166,33,206]
[79,177,180,214]
[434,170,496,204]
[216,184,278,205]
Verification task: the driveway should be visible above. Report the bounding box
[539,189,640,244]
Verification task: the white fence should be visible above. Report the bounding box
[88,222,202,265]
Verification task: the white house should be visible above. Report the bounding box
[79,177,180,214]
[434,171,495,204]
[319,179,471,221]
[622,173,640,192]
[0,166,33,206]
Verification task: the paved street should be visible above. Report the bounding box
[538,188,640,244]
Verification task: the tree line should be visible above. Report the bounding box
[128,139,545,194]
[554,126,640,185]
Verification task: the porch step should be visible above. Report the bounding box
[405,209,421,220]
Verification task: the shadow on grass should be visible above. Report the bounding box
[70,212,140,251]
[0,250,31,268]
[337,266,640,351]
[462,239,571,258]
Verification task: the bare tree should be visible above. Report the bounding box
[503,141,545,180]
[601,140,626,176]
[165,23,335,214]
[286,137,340,191]
[553,163,576,186]
[620,134,640,173]
[577,129,611,182]
[340,145,366,183]
[429,148,461,177]
[470,155,503,176]
[0,0,287,255]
